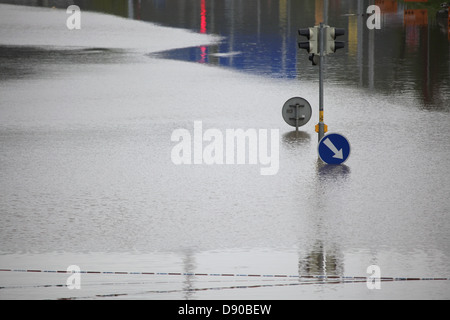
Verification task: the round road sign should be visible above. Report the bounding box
[282,97,312,128]
[318,133,351,165]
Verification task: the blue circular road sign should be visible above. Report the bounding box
[318,133,351,165]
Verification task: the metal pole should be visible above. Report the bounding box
[318,22,325,142]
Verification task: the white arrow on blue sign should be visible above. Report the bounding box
[318,133,351,165]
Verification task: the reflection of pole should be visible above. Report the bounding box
[229,0,235,66]
[280,0,287,74]
[128,0,134,19]
[357,1,364,86]
[257,0,261,40]
[137,0,141,20]
[368,27,374,89]
[368,0,375,90]
[183,251,195,300]
[318,23,325,142]
[427,21,430,91]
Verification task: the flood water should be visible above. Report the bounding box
[0,0,449,300]
[7,0,447,108]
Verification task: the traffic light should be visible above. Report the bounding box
[324,27,345,54]
[298,27,319,55]
[308,54,319,66]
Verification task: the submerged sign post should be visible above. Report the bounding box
[296,22,350,164]
[281,97,312,131]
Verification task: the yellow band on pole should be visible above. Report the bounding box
[316,123,328,133]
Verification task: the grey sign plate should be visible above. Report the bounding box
[282,97,312,128]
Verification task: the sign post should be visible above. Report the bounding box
[296,23,349,164]
[282,97,313,130]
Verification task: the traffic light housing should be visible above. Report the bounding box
[325,27,345,54]
[308,54,319,66]
[298,27,319,55]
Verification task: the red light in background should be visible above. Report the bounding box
[200,46,207,64]
[199,0,207,63]
[200,0,207,34]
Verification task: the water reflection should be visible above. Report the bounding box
[282,130,311,148]
[295,157,350,279]
[182,250,196,300]
[1,0,448,109]
[0,46,124,81]
[298,240,344,277]
[316,159,351,181]
[141,0,448,110]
